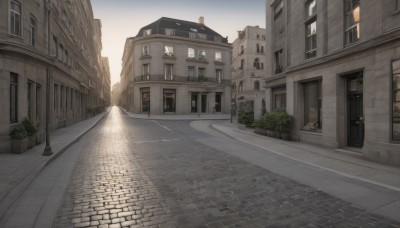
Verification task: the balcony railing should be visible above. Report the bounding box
[134,75,231,84]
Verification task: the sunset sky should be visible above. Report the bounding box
[91,0,266,87]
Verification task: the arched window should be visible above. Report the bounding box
[254,81,260,90]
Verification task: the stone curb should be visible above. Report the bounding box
[0,108,111,221]
[121,109,230,121]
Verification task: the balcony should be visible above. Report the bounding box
[134,75,231,84]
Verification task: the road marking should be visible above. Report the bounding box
[153,120,174,132]
[134,139,181,144]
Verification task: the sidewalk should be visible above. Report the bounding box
[124,109,231,120]
[0,108,110,220]
[212,121,400,191]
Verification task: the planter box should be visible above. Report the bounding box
[281,133,291,141]
[255,128,266,135]
[11,138,28,154]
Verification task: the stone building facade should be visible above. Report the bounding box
[264,0,400,165]
[232,26,267,119]
[120,17,232,115]
[0,0,109,153]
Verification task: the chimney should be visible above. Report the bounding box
[199,16,205,25]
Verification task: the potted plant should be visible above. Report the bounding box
[264,112,277,137]
[10,126,28,154]
[22,118,38,148]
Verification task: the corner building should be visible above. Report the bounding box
[0,0,108,153]
[264,0,400,165]
[120,17,232,115]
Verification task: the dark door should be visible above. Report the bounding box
[201,94,207,113]
[215,93,222,112]
[348,94,364,147]
[191,93,198,113]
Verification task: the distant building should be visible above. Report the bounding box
[120,17,232,115]
[112,82,121,106]
[232,26,267,119]
[264,0,400,165]
[0,0,109,152]
[101,57,111,106]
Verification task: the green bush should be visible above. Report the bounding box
[238,106,254,127]
[22,118,38,136]
[10,126,28,140]
[274,111,294,134]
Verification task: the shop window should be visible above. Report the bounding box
[163,89,176,112]
[141,87,150,113]
[303,80,322,132]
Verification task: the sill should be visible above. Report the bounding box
[392,9,400,16]
[140,55,152,60]
[8,34,23,40]
[299,130,322,135]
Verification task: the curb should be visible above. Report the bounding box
[0,108,111,222]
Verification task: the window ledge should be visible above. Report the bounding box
[140,55,152,60]
[393,9,400,16]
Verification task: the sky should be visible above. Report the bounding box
[91,0,266,87]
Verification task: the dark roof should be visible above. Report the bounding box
[135,17,228,44]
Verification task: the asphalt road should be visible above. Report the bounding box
[53,108,400,228]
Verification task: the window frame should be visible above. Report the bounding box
[143,29,152,36]
[199,50,206,60]
[163,89,176,113]
[164,64,174,81]
[216,69,223,83]
[305,19,317,59]
[30,15,37,47]
[142,46,150,56]
[215,52,222,62]
[9,0,22,37]
[164,45,174,56]
[344,0,361,45]
[188,48,195,58]
[302,79,322,132]
[165,28,175,36]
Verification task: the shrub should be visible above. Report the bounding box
[22,118,38,136]
[10,126,28,140]
[274,111,294,134]
[238,106,254,127]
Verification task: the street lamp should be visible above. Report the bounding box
[43,0,52,156]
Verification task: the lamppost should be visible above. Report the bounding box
[43,0,53,156]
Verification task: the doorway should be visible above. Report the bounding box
[191,93,198,113]
[347,74,364,147]
[201,94,207,113]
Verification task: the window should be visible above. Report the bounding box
[240,45,244,55]
[165,28,175,36]
[164,46,174,56]
[164,64,173,80]
[274,49,284,74]
[254,58,260,69]
[189,32,196,39]
[214,36,222,42]
[306,21,317,59]
[163,89,176,112]
[142,64,150,80]
[306,0,317,19]
[141,88,150,113]
[142,46,150,56]
[261,46,264,53]
[232,82,236,92]
[188,66,195,80]
[215,93,222,112]
[240,59,245,70]
[198,68,206,81]
[257,44,260,53]
[10,73,18,123]
[272,86,286,111]
[9,1,21,36]
[199,50,206,60]
[59,44,64,61]
[345,0,360,45]
[65,49,69,65]
[30,16,37,46]
[254,81,260,91]
[52,36,58,57]
[36,84,41,121]
[215,52,222,62]
[303,80,322,132]
[198,33,207,40]
[27,81,33,119]
[143,29,151,36]
[392,59,400,141]
[239,81,243,93]
[216,69,223,83]
[188,48,195,58]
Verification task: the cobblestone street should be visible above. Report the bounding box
[54,108,400,228]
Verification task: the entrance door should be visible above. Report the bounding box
[191,93,198,113]
[347,76,364,147]
[201,94,207,113]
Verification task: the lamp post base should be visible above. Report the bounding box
[42,146,53,156]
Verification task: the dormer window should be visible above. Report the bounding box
[198,33,207,40]
[214,36,222,43]
[164,46,174,56]
[165,28,175,36]
[143,29,152,36]
[189,32,196,39]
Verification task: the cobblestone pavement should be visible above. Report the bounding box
[54,108,400,228]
